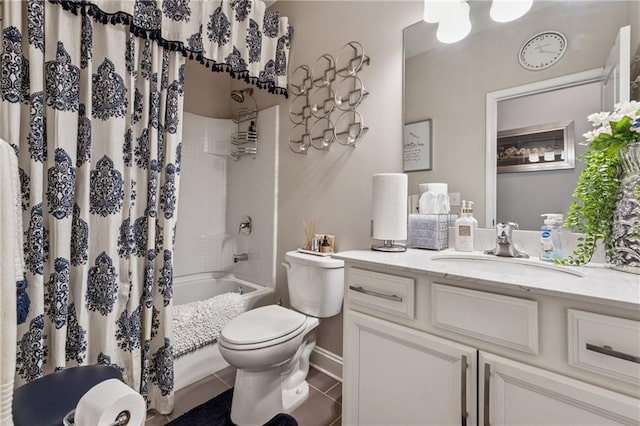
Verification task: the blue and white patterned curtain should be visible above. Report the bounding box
[50,0,293,97]
[0,1,187,414]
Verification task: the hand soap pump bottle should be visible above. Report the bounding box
[540,213,563,261]
[467,201,479,228]
[455,201,474,252]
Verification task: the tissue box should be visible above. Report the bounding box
[408,214,458,250]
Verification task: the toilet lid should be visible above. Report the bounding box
[221,305,307,345]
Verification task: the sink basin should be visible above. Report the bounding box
[430,253,584,279]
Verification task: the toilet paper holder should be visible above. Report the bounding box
[63,409,131,426]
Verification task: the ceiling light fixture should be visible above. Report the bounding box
[423,0,449,23]
[436,1,471,44]
[489,0,533,23]
[424,0,534,44]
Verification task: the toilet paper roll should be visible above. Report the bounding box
[74,379,146,426]
[372,173,408,240]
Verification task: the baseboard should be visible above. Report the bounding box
[310,346,342,382]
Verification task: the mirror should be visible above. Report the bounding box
[403,1,637,230]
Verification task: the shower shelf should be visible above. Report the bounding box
[231,109,258,160]
[229,87,259,161]
[232,108,258,124]
[231,131,258,144]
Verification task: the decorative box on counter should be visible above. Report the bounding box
[408,214,458,250]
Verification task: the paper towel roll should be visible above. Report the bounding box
[74,379,146,426]
[372,173,408,240]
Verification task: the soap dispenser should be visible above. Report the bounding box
[467,201,479,229]
[540,213,563,261]
[454,201,474,252]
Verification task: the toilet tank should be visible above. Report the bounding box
[284,251,344,318]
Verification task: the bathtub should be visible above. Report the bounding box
[173,272,274,391]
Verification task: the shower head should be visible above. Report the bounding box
[231,90,244,103]
[231,88,254,103]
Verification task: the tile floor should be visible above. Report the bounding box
[145,366,342,426]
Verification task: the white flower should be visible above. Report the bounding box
[614,100,640,115]
[583,101,640,145]
[583,125,611,143]
[587,111,610,126]
[609,112,626,122]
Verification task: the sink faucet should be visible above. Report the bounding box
[233,253,249,263]
[484,222,529,258]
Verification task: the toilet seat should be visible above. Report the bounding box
[219,305,308,351]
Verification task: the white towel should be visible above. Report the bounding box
[0,138,25,426]
[172,292,247,358]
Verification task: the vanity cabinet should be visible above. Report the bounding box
[480,352,639,425]
[340,258,640,426]
[344,310,476,426]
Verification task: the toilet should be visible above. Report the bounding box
[218,250,344,426]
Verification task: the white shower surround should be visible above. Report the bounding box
[172,106,279,389]
[175,107,279,285]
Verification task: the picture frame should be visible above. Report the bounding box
[497,120,575,174]
[403,119,432,172]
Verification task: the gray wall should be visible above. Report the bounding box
[268,1,421,358]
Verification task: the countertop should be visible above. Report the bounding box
[332,249,640,310]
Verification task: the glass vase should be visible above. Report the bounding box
[608,142,640,274]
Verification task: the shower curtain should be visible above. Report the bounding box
[0,0,291,415]
[0,1,183,413]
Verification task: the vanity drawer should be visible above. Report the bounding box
[431,283,539,354]
[568,309,640,384]
[347,268,415,319]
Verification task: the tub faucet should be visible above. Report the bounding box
[484,222,529,258]
[234,253,249,263]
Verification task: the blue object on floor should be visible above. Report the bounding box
[12,364,123,426]
[166,388,298,426]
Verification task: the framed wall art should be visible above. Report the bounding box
[497,120,575,173]
[403,119,432,172]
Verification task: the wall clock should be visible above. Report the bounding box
[519,31,567,71]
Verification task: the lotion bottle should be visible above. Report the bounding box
[455,201,474,252]
[540,214,563,261]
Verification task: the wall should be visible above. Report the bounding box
[183,63,233,118]
[496,82,601,230]
[266,0,422,361]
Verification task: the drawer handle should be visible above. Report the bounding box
[586,343,640,364]
[348,285,403,302]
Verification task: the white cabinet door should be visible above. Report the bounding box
[480,352,640,426]
[343,310,476,426]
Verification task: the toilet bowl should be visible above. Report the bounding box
[218,251,344,426]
